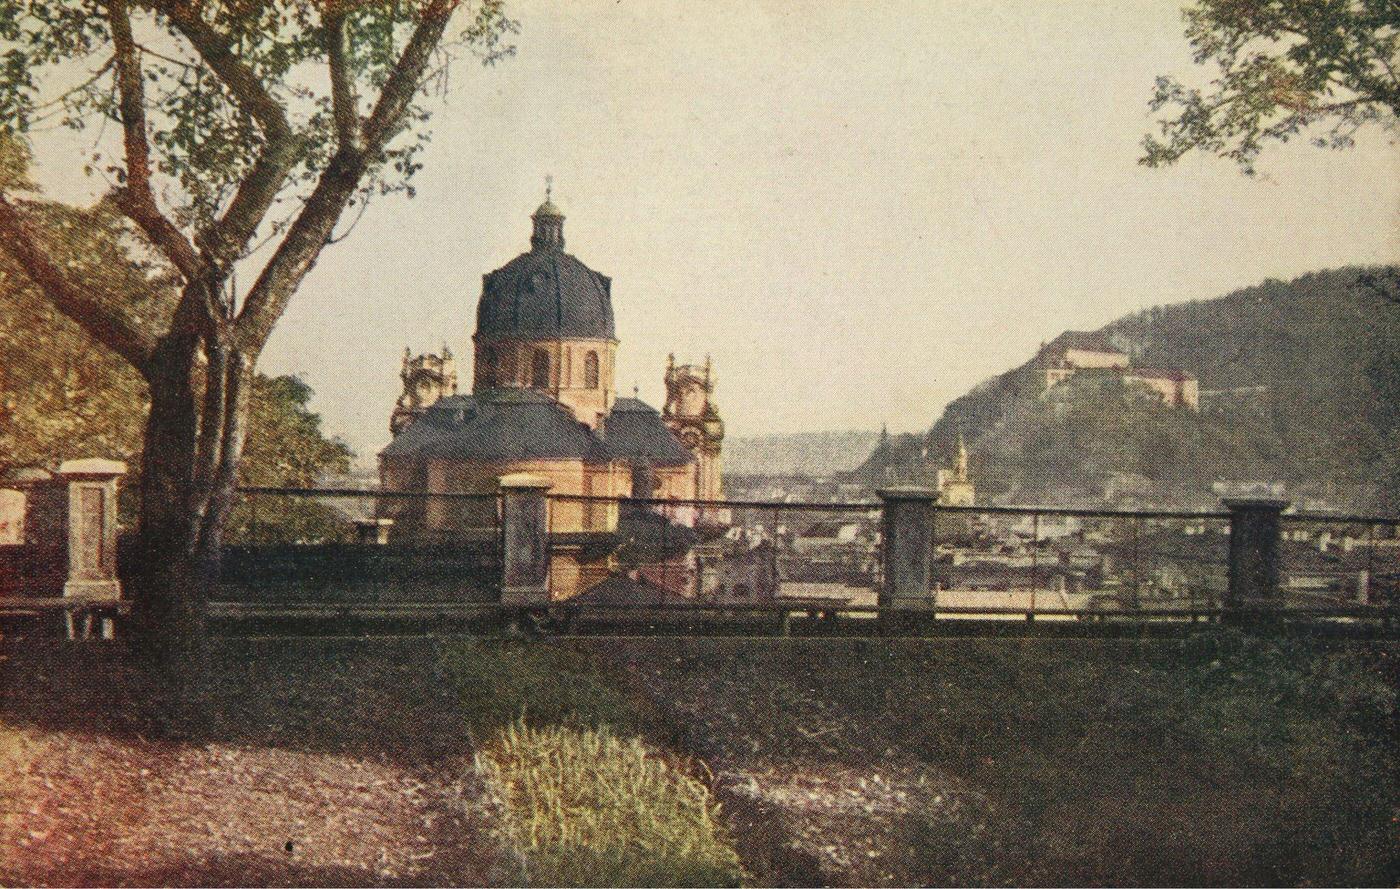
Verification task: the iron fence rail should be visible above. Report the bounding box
[206,487,1400,635]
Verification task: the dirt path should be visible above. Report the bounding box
[0,635,512,888]
[0,723,496,887]
[597,641,1003,887]
[1,724,497,887]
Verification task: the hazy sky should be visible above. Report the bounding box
[26,0,1400,462]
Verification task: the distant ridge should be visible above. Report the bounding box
[725,430,880,477]
[849,266,1400,512]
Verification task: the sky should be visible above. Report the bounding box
[24,0,1400,463]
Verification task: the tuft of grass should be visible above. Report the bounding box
[476,718,742,888]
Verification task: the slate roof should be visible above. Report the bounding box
[379,389,616,463]
[476,248,615,340]
[1036,330,1126,366]
[603,398,694,466]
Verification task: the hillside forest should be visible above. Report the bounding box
[852,267,1400,512]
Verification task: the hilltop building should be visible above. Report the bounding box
[378,192,724,597]
[1035,331,1199,410]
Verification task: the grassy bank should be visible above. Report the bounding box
[435,631,1398,886]
[3,631,1394,886]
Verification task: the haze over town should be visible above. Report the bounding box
[24,0,1400,461]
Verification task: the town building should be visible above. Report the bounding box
[378,191,724,598]
[1035,330,1200,409]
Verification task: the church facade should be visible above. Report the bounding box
[378,194,724,598]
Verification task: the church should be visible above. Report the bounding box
[378,191,725,598]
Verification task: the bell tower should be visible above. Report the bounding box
[662,354,724,501]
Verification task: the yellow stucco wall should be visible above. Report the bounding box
[473,337,618,429]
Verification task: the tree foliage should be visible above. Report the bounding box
[0,1,516,641]
[1142,0,1400,174]
[0,192,354,527]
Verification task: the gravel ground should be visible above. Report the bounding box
[0,640,501,888]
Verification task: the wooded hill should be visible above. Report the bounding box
[850,267,1400,511]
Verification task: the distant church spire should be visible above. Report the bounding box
[531,175,565,251]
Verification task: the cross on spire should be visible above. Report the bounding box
[545,174,553,201]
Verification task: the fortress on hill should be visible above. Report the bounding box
[1034,331,1199,410]
[377,191,724,598]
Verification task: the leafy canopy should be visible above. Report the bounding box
[1143,0,1400,174]
[0,1,516,236]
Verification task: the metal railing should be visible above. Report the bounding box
[202,486,1399,635]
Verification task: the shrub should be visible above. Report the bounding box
[476,719,742,887]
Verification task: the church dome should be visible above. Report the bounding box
[475,201,616,341]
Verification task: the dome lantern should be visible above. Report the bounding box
[530,176,565,251]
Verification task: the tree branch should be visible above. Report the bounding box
[0,195,157,369]
[106,0,203,281]
[151,1,301,271]
[363,0,460,149]
[324,9,363,151]
[235,0,461,355]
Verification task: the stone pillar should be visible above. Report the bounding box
[500,473,552,607]
[1222,497,1289,617]
[57,459,127,601]
[878,487,938,610]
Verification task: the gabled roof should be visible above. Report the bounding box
[1053,331,1124,354]
[571,574,693,606]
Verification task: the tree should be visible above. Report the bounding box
[0,1,514,664]
[1142,0,1399,174]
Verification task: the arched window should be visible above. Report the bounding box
[498,348,515,384]
[584,350,600,389]
[530,349,551,389]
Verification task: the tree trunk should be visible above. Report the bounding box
[129,321,252,723]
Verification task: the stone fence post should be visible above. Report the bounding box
[0,459,125,639]
[57,459,126,601]
[499,473,552,607]
[878,487,938,612]
[1222,497,1289,620]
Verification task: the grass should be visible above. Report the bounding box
[475,719,742,888]
[437,640,741,886]
[630,631,1400,886]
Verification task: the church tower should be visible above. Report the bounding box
[662,354,725,502]
[471,186,618,429]
[935,432,976,506]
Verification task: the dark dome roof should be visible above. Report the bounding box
[475,206,615,340]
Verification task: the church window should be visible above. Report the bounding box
[498,348,515,384]
[531,349,551,389]
[584,351,600,389]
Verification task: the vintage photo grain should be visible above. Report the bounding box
[1,1,1397,886]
